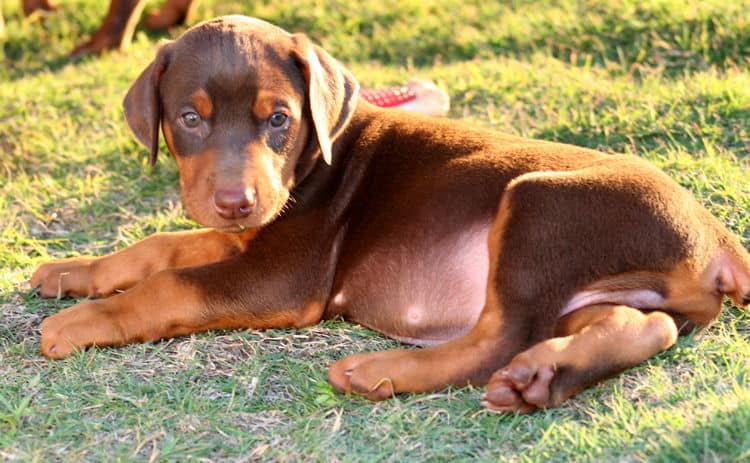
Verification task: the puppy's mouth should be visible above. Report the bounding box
[191,189,290,233]
[216,223,253,233]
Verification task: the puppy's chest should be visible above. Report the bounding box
[325,222,491,345]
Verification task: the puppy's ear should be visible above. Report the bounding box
[123,43,172,167]
[292,34,359,165]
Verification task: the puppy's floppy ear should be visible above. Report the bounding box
[291,33,359,165]
[123,43,172,167]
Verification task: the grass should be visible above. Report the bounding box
[1,0,750,461]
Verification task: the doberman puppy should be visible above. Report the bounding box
[31,16,750,413]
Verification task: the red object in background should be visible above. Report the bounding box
[360,86,418,108]
[360,79,450,117]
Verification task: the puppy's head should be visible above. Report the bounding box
[123,16,359,231]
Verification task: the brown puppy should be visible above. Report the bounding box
[31,16,750,413]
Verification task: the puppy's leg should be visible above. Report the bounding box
[39,215,338,359]
[143,0,197,30]
[69,0,146,58]
[482,304,678,413]
[22,0,58,16]
[31,228,256,298]
[328,305,534,400]
[39,256,325,358]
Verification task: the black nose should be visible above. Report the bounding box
[213,187,257,219]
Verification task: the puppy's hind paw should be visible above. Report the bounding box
[481,360,556,414]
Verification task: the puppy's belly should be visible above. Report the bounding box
[328,224,668,346]
[328,224,490,346]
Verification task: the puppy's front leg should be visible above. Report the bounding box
[39,254,325,359]
[31,229,256,298]
[39,217,335,359]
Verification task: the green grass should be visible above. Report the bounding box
[2,0,750,461]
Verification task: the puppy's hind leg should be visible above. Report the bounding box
[482,304,678,413]
[327,173,614,400]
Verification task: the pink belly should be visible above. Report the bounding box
[561,289,665,316]
[328,223,491,346]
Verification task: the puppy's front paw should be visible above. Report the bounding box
[40,300,124,359]
[31,258,93,298]
[31,258,108,298]
[328,351,414,401]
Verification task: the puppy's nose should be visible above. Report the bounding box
[213,187,257,219]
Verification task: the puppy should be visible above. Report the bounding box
[32,16,750,412]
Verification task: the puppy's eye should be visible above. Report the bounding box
[269,112,288,128]
[181,111,201,128]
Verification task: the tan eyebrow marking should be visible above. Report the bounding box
[253,90,281,119]
[191,89,213,119]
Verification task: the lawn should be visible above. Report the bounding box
[1,0,750,461]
